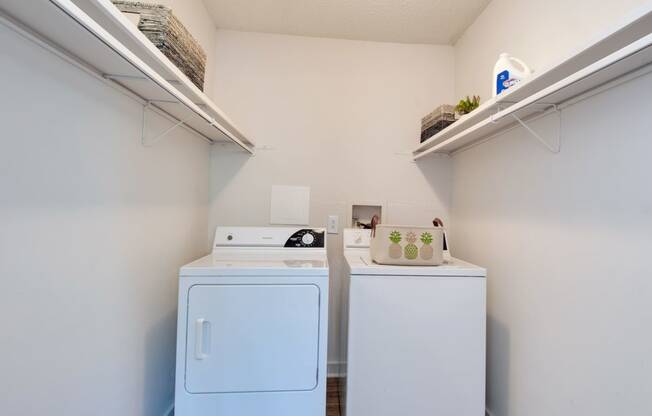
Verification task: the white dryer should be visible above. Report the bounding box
[175,227,329,416]
[340,228,486,416]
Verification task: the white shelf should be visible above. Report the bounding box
[414,6,652,158]
[0,0,254,152]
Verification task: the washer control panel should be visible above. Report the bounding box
[343,228,372,249]
[284,229,326,248]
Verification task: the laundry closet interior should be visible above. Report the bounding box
[1,1,652,416]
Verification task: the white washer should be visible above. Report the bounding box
[340,228,486,416]
[175,227,329,416]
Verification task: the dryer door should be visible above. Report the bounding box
[185,284,320,393]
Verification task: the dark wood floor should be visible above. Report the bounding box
[327,378,341,416]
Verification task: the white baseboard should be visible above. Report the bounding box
[327,361,347,378]
[163,402,174,416]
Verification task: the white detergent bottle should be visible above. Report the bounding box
[493,53,532,97]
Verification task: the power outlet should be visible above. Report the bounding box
[327,215,339,234]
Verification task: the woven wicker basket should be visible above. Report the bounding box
[112,1,207,91]
[420,104,457,142]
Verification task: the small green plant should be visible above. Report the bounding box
[389,231,402,244]
[455,95,481,115]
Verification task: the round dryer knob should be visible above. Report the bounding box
[302,232,315,245]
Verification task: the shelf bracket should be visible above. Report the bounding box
[140,102,192,146]
[510,105,561,154]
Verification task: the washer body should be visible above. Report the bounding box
[340,229,486,416]
[176,227,329,416]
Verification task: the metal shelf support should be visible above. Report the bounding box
[141,102,193,146]
[510,105,561,154]
[489,103,561,154]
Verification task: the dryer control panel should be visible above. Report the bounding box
[214,227,326,249]
[284,229,326,248]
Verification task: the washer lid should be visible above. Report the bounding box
[346,253,485,277]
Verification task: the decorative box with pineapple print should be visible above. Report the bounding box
[370,225,444,266]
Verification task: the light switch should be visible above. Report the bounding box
[270,185,310,225]
[328,215,339,234]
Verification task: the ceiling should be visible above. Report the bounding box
[201,0,492,45]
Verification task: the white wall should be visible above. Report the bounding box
[450,1,652,415]
[208,30,455,370]
[5,1,650,414]
[0,22,210,416]
[454,0,652,100]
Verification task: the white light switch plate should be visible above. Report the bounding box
[270,185,310,225]
[327,215,339,234]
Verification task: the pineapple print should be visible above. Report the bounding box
[388,231,402,259]
[420,232,434,260]
[404,232,418,260]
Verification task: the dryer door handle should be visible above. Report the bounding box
[195,318,209,360]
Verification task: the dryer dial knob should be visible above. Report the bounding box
[302,233,315,245]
